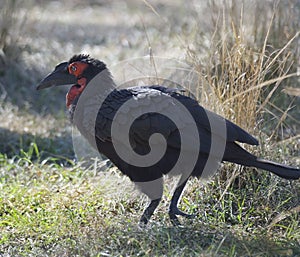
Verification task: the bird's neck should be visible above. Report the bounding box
[67,69,116,121]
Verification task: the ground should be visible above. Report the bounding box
[0,1,299,256]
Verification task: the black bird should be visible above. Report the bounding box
[37,54,300,225]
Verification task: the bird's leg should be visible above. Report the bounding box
[139,198,161,225]
[169,180,194,225]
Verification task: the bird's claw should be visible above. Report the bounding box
[169,207,195,226]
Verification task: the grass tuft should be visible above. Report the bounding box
[0,1,299,256]
[187,1,299,136]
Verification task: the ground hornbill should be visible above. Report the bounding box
[37,54,300,225]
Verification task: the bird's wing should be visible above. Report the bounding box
[166,91,259,145]
[94,87,184,146]
[94,85,258,155]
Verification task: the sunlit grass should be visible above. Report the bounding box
[0,147,299,256]
[0,1,299,256]
[187,1,299,136]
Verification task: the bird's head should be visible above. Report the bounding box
[37,54,107,108]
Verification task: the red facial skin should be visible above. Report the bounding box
[66,62,88,108]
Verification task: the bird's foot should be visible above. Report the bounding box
[139,198,161,227]
[139,215,149,226]
[169,207,195,226]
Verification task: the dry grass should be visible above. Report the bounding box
[187,1,299,135]
[0,0,29,64]
[185,0,300,197]
[0,1,299,256]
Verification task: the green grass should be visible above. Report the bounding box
[0,143,299,257]
[0,1,299,256]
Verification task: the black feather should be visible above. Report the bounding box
[59,55,300,224]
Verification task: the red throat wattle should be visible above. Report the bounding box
[66,77,87,108]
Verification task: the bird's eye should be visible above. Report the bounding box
[71,65,77,72]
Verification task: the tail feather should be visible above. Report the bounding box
[251,158,300,180]
[223,143,300,180]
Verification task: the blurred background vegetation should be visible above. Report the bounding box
[0,1,299,256]
[0,0,299,159]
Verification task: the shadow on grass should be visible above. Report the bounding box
[28,222,300,257]
[0,126,74,161]
[138,224,300,256]
[0,60,67,114]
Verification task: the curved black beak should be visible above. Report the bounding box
[36,62,77,90]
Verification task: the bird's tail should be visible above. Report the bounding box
[223,142,300,180]
[251,158,300,180]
